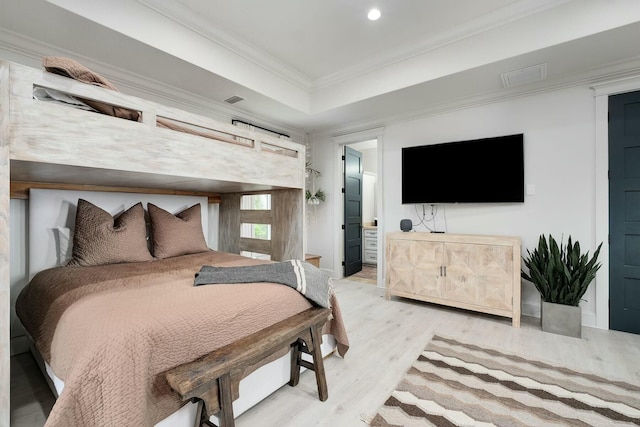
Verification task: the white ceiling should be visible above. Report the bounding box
[2,0,640,134]
[143,0,526,82]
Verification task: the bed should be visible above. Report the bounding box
[1,58,349,426]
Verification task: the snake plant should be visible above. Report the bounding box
[521,234,602,306]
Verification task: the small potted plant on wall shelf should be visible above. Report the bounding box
[306,162,326,205]
[521,234,602,338]
[306,189,326,205]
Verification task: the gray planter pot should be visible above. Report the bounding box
[541,301,582,338]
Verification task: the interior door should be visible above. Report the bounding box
[609,90,640,334]
[343,146,363,276]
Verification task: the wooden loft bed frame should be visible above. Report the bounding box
[3,61,304,193]
[0,60,306,422]
[1,60,306,258]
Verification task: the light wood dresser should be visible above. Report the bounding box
[386,232,521,327]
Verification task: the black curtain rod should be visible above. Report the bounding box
[232,119,290,139]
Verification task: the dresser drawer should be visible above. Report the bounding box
[364,250,378,264]
[364,238,377,250]
[364,229,378,239]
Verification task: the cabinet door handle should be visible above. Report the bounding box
[443,266,447,277]
[439,266,443,276]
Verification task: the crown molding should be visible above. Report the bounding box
[0,29,46,65]
[591,74,640,97]
[311,56,640,139]
[3,21,639,142]
[136,0,313,92]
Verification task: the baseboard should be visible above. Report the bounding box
[10,335,30,356]
[521,301,540,319]
[582,310,597,328]
[322,268,336,278]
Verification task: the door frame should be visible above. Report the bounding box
[332,127,385,287]
[593,75,640,329]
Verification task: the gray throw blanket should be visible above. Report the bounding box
[194,260,332,308]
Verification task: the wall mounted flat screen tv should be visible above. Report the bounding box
[402,133,524,204]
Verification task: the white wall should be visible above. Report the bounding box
[307,84,603,326]
[361,147,378,224]
[361,147,378,174]
[306,140,336,270]
[362,172,376,225]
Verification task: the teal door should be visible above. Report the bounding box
[609,90,640,334]
[343,146,363,276]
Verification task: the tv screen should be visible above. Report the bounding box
[402,134,524,204]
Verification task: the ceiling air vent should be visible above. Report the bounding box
[501,63,547,88]
[224,95,244,104]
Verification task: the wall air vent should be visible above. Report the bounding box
[224,95,245,104]
[501,63,547,88]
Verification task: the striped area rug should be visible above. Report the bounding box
[369,335,640,426]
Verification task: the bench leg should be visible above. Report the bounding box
[289,338,302,387]
[193,399,218,427]
[218,373,235,427]
[310,325,328,401]
[194,400,206,427]
[288,326,329,401]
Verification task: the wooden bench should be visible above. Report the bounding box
[165,307,332,427]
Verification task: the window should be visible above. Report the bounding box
[240,194,271,259]
[240,251,271,260]
[240,223,271,240]
[241,193,270,210]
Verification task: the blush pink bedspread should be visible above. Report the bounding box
[16,251,349,427]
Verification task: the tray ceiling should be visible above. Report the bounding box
[2,0,640,133]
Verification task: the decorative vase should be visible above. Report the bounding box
[540,301,582,338]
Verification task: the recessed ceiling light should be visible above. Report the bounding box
[368,8,381,21]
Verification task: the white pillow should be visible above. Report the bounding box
[55,226,73,267]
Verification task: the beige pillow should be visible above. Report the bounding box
[148,203,209,259]
[42,56,140,121]
[67,199,153,267]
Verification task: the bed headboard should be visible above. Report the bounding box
[28,189,209,279]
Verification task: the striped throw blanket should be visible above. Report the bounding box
[194,260,332,308]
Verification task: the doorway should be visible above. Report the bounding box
[342,139,378,283]
[332,128,384,286]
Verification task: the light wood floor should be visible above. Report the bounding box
[346,264,377,285]
[10,278,640,426]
